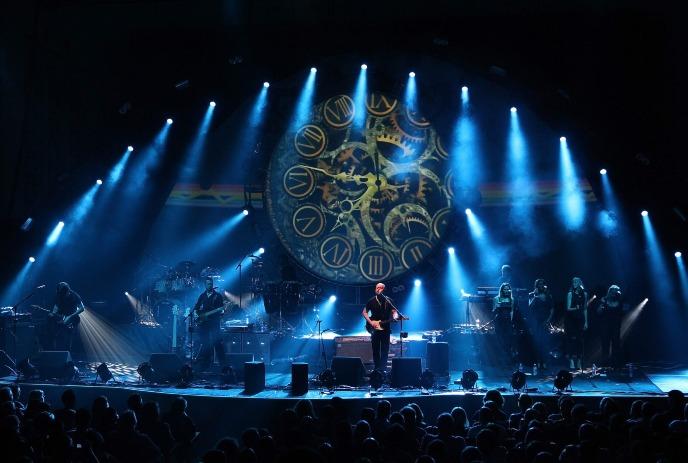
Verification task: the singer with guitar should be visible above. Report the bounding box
[50,282,84,350]
[193,277,227,371]
[362,283,401,372]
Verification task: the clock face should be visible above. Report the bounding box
[266,92,453,284]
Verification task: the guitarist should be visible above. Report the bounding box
[193,277,227,371]
[51,282,85,350]
[362,283,398,372]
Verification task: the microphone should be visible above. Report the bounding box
[36,285,46,289]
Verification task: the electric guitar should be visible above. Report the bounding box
[31,305,81,328]
[365,316,409,334]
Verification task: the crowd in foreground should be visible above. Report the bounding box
[1,382,687,463]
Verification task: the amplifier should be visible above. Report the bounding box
[224,332,271,363]
[335,336,408,367]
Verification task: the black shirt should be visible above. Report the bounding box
[365,295,394,331]
[193,290,224,325]
[529,291,553,324]
[54,290,83,317]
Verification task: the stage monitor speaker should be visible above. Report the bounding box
[391,357,422,388]
[244,361,265,394]
[149,353,183,382]
[33,351,72,379]
[331,356,365,386]
[426,342,449,377]
[291,362,309,395]
[225,353,254,380]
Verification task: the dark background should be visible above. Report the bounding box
[1,1,686,360]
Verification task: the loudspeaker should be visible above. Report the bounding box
[149,353,183,382]
[225,353,254,380]
[426,342,449,376]
[291,362,309,395]
[331,356,365,386]
[391,357,422,387]
[244,361,265,394]
[33,351,72,379]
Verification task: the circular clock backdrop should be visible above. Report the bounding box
[266,92,453,284]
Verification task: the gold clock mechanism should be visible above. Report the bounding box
[267,92,453,284]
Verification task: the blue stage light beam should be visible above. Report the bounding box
[506,107,536,235]
[676,253,688,307]
[127,121,172,191]
[446,247,470,307]
[180,211,245,257]
[451,85,484,190]
[290,68,317,130]
[559,137,586,231]
[228,84,270,176]
[598,170,623,237]
[316,296,338,330]
[401,277,426,331]
[466,209,507,276]
[179,102,216,181]
[95,147,135,207]
[0,259,35,307]
[46,221,65,247]
[352,64,368,130]
[67,180,103,225]
[404,72,417,110]
[642,213,673,302]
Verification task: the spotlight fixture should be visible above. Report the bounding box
[553,369,573,392]
[95,363,114,383]
[221,365,237,385]
[447,247,455,255]
[127,146,134,152]
[310,67,317,73]
[641,210,648,217]
[319,369,335,390]
[96,179,103,185]
[414,279,421,287]
[61,361,79,383]
[17,358,38,379]
[510,370,527,391]
[263,81,270,88]
[361,64,367,70]
[459,369,478,389]
[209,101,216,107]
[675,251,682,258]
[242,209,249,216]
[166,118,173,125]
[369,369,385,390]
[28,257,36,263]
[461,86,468,92]
[124,291,129,296]
[560,136,567,142]
[600,168,607,175]
[179,364,194,385]
[137,362,156,383]
[420,369,435,390]
[465,208,472,215]
[409,71,416,77]
[510,107,517,113]
[329,295,337,303]
[258,247,265,255]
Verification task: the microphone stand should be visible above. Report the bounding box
[384,295,408,358]
[9,286,43,372]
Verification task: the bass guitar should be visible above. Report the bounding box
[195,301,233,325]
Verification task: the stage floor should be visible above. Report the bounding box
[4,360,686,399]
[3,362,685,459]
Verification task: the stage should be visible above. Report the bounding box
[3,361,686,456]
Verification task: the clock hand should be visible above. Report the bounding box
[298,165,355,182]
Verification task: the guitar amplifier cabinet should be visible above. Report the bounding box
[224,332,271,363]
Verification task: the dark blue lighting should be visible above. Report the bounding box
[559,137,585,230]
